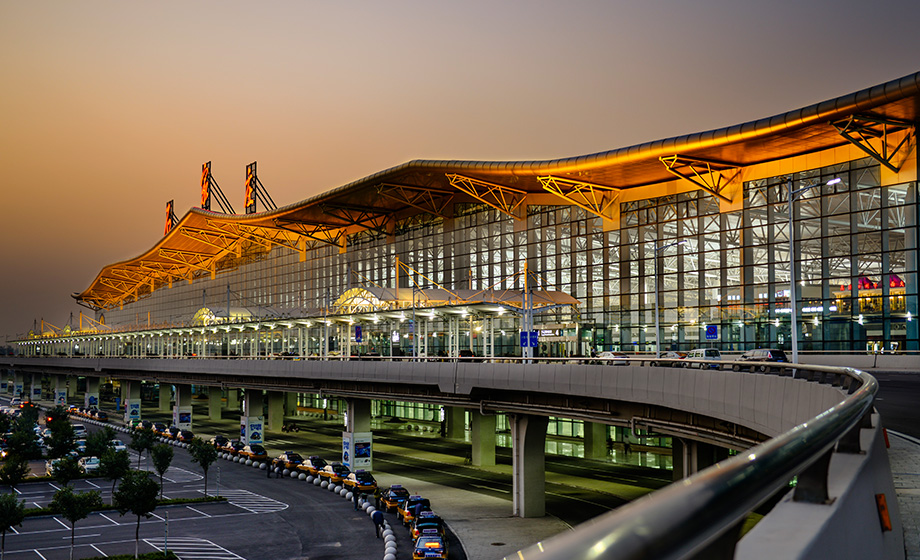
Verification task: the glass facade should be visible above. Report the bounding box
[89,156,917,356]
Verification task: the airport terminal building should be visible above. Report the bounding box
[17,72,920,359]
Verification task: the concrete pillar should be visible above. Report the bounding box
[208,388,223,421]
[158,384,172,413]
[510,414,549,518]
[584,422,608,460]
[85,377,100,408]
[284,392,298,416]
[344,398,371,433]
[124,380,141,423]
[29,373,42,402]
[225,388,240,412]
[241,390,264,444]
[471,411,496,467]
[267,391,284,432]
[12,372,23,400]
[53,375,68,407]
[444,406,466,439]
[672,439,730,481]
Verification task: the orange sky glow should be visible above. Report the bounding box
[2,0,919,341]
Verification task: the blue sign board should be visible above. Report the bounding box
[529,331,539,347]
[705,325,719,340]
[520,332,528,347]
[355,325,362,343]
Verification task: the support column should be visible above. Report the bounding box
[85,377,99,408]
[54,375,68,407]
[284,392,298,416]
[241,390,264,444]
[443,406,466,439]
[267,391,284,432]
[12,372,23,401]
[124,380,141,424]
[29,373,42,403]
[225,388,240,412]
[174,384,193,429]
[158,384,172,413]
[343,398,373,471]
[671,439,729,481]
[584,422,608,460]
[511,414,548,518]
[208,388,223,421]
[470,411,496,467]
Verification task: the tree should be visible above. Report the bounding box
[188,439,217,496]
[150,444,173,499]
[50,456,83,488]
[128,428,156,468]
[0,457,30,495]
[44,421,76,460]
[0,492,25,560]
[50,486,103,560]
[6,418,40,461]
[85,426,116,458]
[44,405,69,429]
[113,470,159,559]
[98,449,131,500]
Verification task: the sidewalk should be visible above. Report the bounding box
[888,431,920,560]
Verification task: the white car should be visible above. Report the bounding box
[684,348,722,368]
[110,439,127,452]
[72,424,88,438]
[596,351,629,365]
[78,456,100,474]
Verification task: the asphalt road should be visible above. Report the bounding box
[6,425,418,560]
[871,370,920,439]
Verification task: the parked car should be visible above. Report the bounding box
[318,462,350,484]
[152,423,169,437]
[734,348,788,372]
[379,484,410,512]
[178,430,195,443]
[221,439,245,456]
[684,348,722,368]
[78,456,100,474]
[649,351,687,367]
[343,469,377,492]
[240,444,268,461]
[273,451,304,470]
[208,435,229,448]
[410,512,445,542]
[72,424,88,438]
[398,495,431,527]
[296,455,328,476]
[110,439,127,452]
[412,535,448,560]
[595,351,629,365]
[165,426,181,440]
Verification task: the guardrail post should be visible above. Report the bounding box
[836,409,873,454]
[793,448,833,504]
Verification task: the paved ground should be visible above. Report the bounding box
[889,431,920,560]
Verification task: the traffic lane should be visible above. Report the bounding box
[872,371,920,439]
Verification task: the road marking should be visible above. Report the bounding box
[73,534,102,539]
[145,537,246,560]
[53,517,69,530]
[470,484,509,493]
[186,506,210,517]
[90,544,108,557]
[34,549,48,560]
[98,513,120,525]
[216,489,288,514]
[85,480,100,488]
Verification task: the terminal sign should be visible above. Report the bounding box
[520,331,539,348]
[706,325,719,340]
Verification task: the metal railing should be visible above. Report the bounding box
[504,363,877,560]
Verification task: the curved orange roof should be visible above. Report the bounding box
[76,71,920,310]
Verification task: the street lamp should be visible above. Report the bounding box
[653,239,686,358]
[787,176,840,364]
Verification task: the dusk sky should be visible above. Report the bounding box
[2,1,919,341]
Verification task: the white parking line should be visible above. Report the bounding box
[34,549,48,560]
[90,544,107,557]
[216,489,288,514]
[145,537,246,560]
[98,513,120,525]
[52,518,69,530]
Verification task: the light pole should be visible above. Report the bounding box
[787,176,840,364]
[653,239,686,358]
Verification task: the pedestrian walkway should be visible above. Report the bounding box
[145,537,246,560]
[888,431,920,560]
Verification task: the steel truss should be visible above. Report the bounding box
[831,113,915,173]
[446,174,527,220]
[659,155,740,202]
[537,176,620,221]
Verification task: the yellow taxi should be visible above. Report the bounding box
[343,469,377,492]
[412,535,448,560]
[296,455,327,475]
[318,462,350,484]
[379,485,410,512]
[398,495,431,527]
